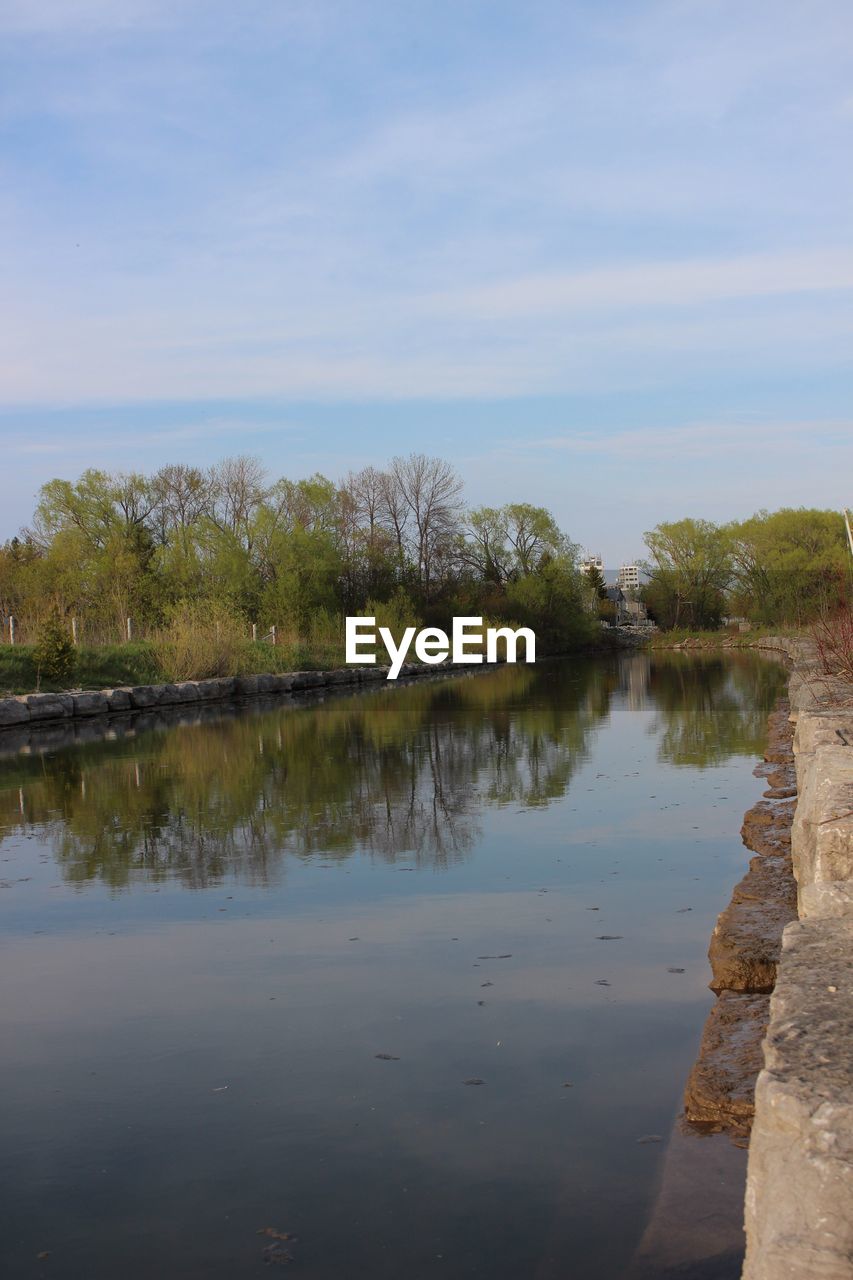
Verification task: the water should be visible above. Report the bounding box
[0,652,787,1279]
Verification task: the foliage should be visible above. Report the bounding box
[643,518,731,630]
[32,614,76,687]
[151,601,251,681]
[584,563,608,599]
[0,643,160,695]
[813,606,853,681]
[1,454,597,673]
[727,508,849,626]
[643,508,850,631]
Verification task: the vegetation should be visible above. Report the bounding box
[32,614,77,688]
[0,455,600,685]
[0,643,161,695]
[642,509,850,630]
[813,608,853,682]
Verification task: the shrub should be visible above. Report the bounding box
[813,607,853,682]
[33,614,76,687]
[151,600,250,680]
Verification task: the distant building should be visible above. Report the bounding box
[580,552,604,575]
[617,563,640,593]
[605,585,648,626]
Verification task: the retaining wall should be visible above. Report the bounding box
[0,663,434,733]
[742,639,853,1279]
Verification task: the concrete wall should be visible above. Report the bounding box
[742,639,853,1280]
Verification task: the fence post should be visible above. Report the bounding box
[71,617,78,645]
[271,624,276,646]
[8,616,14,646]
[252,622,257,643]
[126,616,132,643]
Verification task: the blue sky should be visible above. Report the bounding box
[1,0,851,560]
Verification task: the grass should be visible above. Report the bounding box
[0,643,162,695]
[0,639,351,695]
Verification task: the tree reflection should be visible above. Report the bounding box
[647,652,787,766]
[0,662,615,889]
[0,653,786,889]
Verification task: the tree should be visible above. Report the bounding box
[387,454,464,600]
[728,508,848,625]
[584,563,608,599]
[33,613,76,687]
[643,518,732,630]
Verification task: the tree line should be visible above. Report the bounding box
[0,454,595,651]
[641,511,850,630]
[0,453,848,650]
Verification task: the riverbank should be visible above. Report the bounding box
[740,636,853,1280]
[0,662,439,733]
[626,677,797,1280]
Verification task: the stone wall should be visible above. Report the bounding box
[0,663,433,734]
[742,638,853,1280]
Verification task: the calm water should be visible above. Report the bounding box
[0,653,786,1280]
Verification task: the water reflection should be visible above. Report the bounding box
[0,650,790,1280]
[648,653,786,767]
[0,653,786,891]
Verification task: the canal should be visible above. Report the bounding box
[0,652,787,1278]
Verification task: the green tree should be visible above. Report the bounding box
[643,518,732,630]
[33,613,76,687]
[728,508,849,625]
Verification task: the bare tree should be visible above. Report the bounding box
[150,464,211,545]
[388,454,464,599]
[208,456,267,552]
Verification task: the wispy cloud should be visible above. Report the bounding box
[426,250,853,320]
[524,419,853,460]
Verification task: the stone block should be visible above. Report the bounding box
[0,698,30,726]
[709,854,797,993]
[71,691,108,716]
[743,919,853,1280]
[102,688,133,711]
[26,693,73,720]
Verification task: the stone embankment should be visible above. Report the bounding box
[683,700,798,1146]
[0,663,429,736]
[740,637,853,1280]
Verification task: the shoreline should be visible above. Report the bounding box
[626,676,797,1280]
[740,637,853,1280]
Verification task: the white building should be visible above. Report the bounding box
[580,552,604,575]
[617,563,640,593]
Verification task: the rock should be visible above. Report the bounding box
[102,687,132,711]
[743,919,853,1280]
[71,691,108,716]
[0,698,30,726]
[683,991,769,1141]
[26,693,73,720]
[234,675,259,696]
[741,799,793,857]
[172,682,201,703]
[128,685,161,708]
[709,854,797,994]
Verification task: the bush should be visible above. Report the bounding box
[33,615,76,687]
[151,600,250,680]
[813,607,853,682]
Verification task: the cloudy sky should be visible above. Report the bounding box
[1,0,851,559]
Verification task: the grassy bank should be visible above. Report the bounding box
[0,640,347,695]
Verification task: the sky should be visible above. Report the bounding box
[0,0,851,561]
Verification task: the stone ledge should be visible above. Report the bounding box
[0,662,454,732]
[742,919,853,1280]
